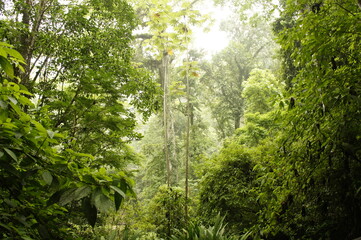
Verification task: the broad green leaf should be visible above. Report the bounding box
[0,56,14,78]
[77,152,94,159]
[47,130,55,139]
[0,48,7,58]
[31,120,48,135]
[73,186,92,200]
[7,96,18,105]
[59,186,92,206]
[18,95,33,106]
[4,148,18,163]
[6,48,25,62]
[59,188,77,206]
[0,42,13,48]
[9,102,21,115]
[82,197,97,227]
[110,185,126,198]
[93,188,114,213]
[19,90,33,96]
[114,191,123,211]
[0,100,7,109]
[42,171,53,185]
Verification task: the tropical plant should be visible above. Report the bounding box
[147,185,188,239]
[0,42,135,239]
[171,214,238,240]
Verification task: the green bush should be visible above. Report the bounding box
[171,214,238,240]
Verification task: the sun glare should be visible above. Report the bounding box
[192,3,231,58]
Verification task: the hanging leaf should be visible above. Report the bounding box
[111,185,126,211]
[110,185,126,198]
[93,188,114,213]
[0,100,7,109]
[42,171,53,185]
[4,148,18,163]
[114,191,123,211]
[6,48,25,62]
[82,197,97,227]
[47,130,55,139]
[59,186,92,206]
[7,96,17,105]
[31,120,48,135]
[0,56,14,78]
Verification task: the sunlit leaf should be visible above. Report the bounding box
[42,171,53,185]
[0,57,14,78]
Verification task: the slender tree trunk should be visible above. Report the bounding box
[19,0,49,89]
[161,52,172,239]
[185,61,191,222]
[19,0,32,86]
[234,112,241,129]
[170,112,178,183]
[161,52,171,187]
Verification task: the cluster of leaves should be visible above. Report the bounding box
[171,214,237,240]
[146,185,188,239]
[199,20,277,138]
[259,1,361,238]
[0,1,165,238]
[134,0,209,59]
[0,1,168,238]
[197,65,281,237]
[198,146,258,234]
[0,0,161,172]
[0,44,136,239]
[115,185,189,239]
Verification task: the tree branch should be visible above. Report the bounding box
[335,2,356,16]
[134,33,153,39]
[55,85,82,127]
[252,45,265,59]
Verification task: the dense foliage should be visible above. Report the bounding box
[264,1,361,238]
[198,1,361,239]
[0,44,133,239]
[0,0,159,238]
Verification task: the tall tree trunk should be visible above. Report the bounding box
[170,111,178,183]
[161,52,172,239]
[19,0,32,86]
[19,0,48,89]
[234,112,241,129]
[185,62,190,222]
[161,52,171,187]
